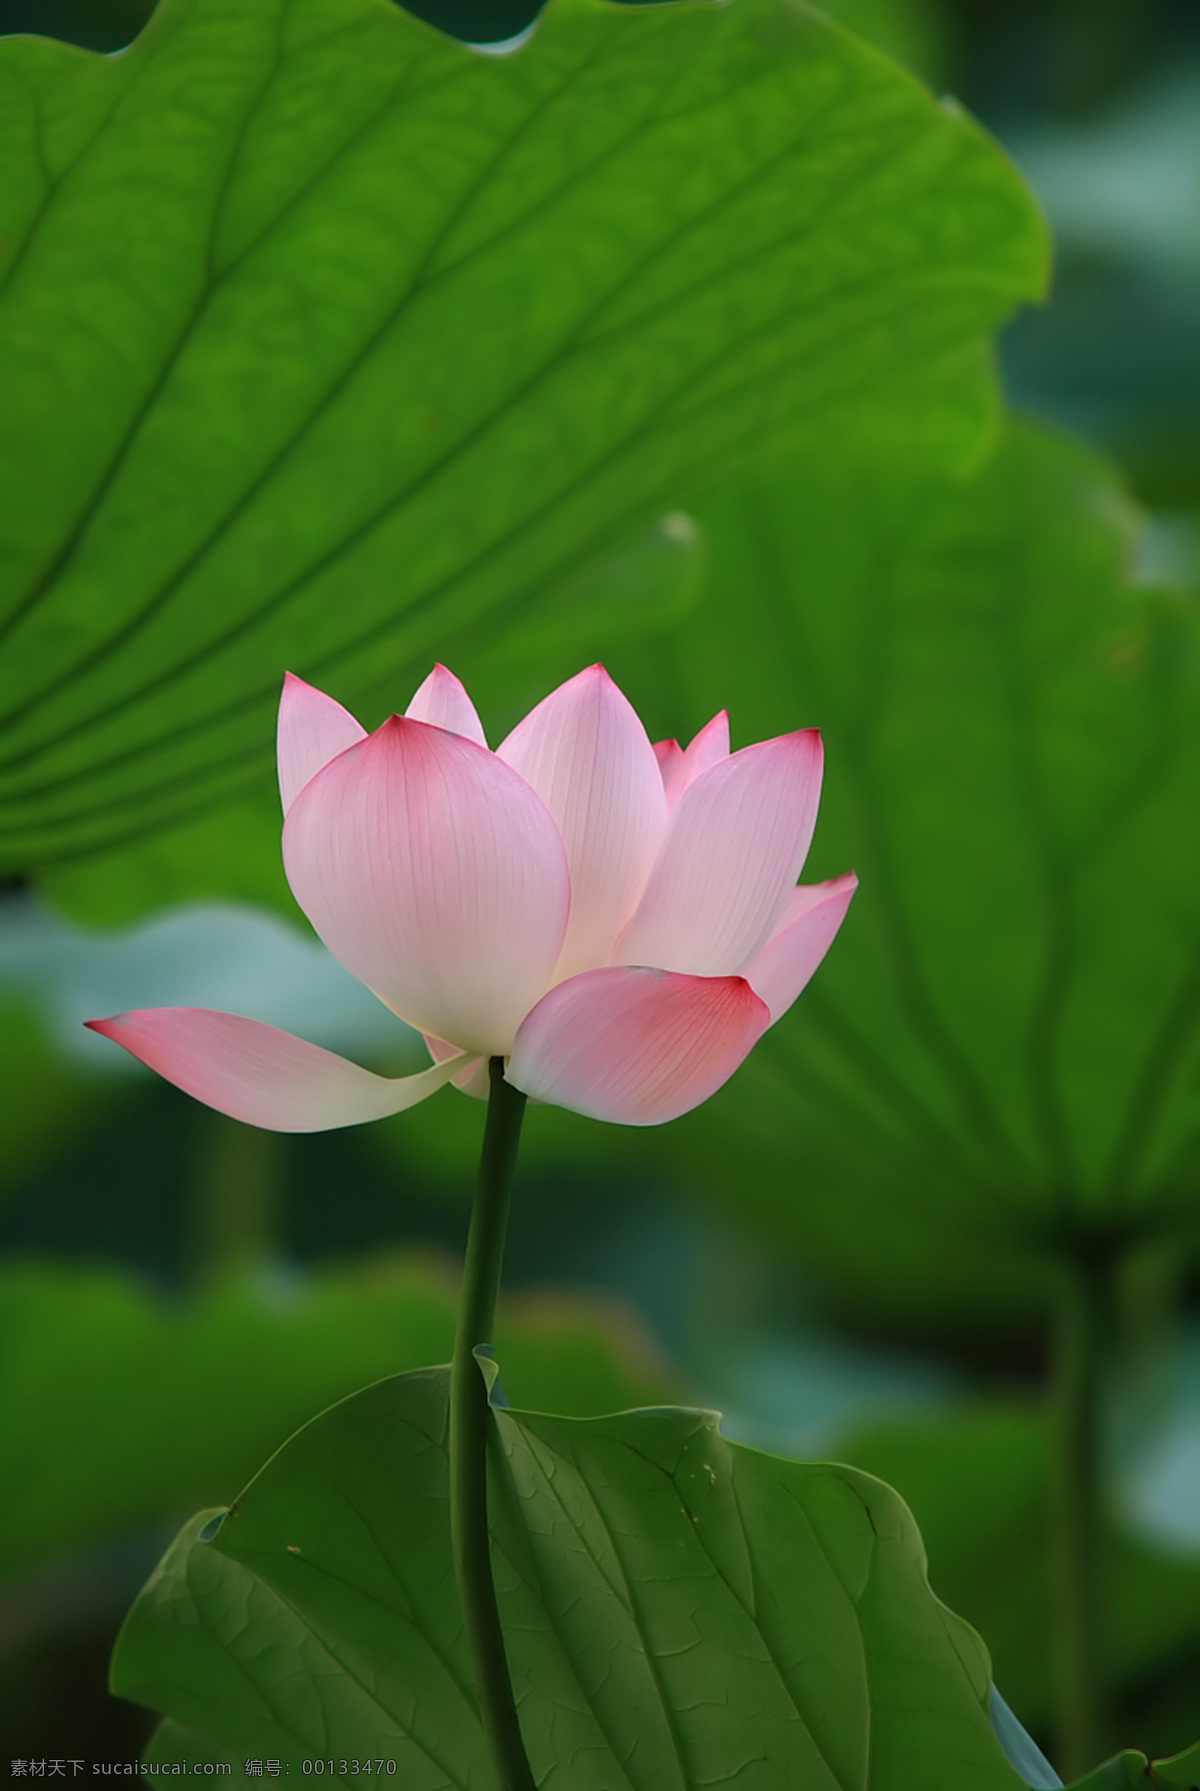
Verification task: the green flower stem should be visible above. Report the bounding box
[450,1057,535,1791]
[191,1109,281,1281]
[1050,1246,1111,1782]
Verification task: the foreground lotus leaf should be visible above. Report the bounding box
[112,1365,1031,1788]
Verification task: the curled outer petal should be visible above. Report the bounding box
[498,665,667,980]
[405,664,487,746]
[277,673,366,816]
[283,716,570,1057]
[508,966,769,1126]
[744,874,858,1024]
[85,1009,473,1133]
[618,729,824,978]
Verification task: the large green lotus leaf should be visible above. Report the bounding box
[0,1254,675,1586]
[35,789,298,927]
[595,417,1200,1334]
[0,0,948,70]
[112,1363,1028,1787]
[35,507,705,926]
[0,0,1045,873]
[842,1403,1200,1749]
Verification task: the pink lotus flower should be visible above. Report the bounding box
[88,667,855,1128]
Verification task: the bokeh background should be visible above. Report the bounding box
[1,0,1198,1768]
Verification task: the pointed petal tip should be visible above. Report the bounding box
[815,868,858,903]
[404,666,488,746]
[561,661,615,692]
[279,669,337,707]
[278,674,367,814]
[496,661,667,978]
[670,710,731,799]
[692,708,730,734]
[763,723,821,752]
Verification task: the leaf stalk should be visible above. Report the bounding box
[1050,1245,1112,1782]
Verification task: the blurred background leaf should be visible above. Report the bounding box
[841,1401,1200,1760]
[1,1253,677,1589]
[577,418,1200,1341]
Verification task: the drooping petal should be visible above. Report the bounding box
[85,1009,473,1132]
[743,874,858,1024]
[497,665,668,978]
[424,1032,492,1100]
[283,716,570,1056]
[617,729,824,978]
[508,965,769,1125]
[277,673,366,816]
[405,664,487,747]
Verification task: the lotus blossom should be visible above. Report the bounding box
[88,666,855,1128]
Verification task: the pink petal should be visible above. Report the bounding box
[653,714,731,806]
[673,711,730,803]
[744,874,858,1023]
[508,966,769,1125]
[283,716,569,1056]
[277,673,366,816]
[424,1033,492,1100]
[497,666,668,979]
[85,1010,473,1132]
[405,664,487,747]
[654,738,685,789]
[617,730,825,978]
